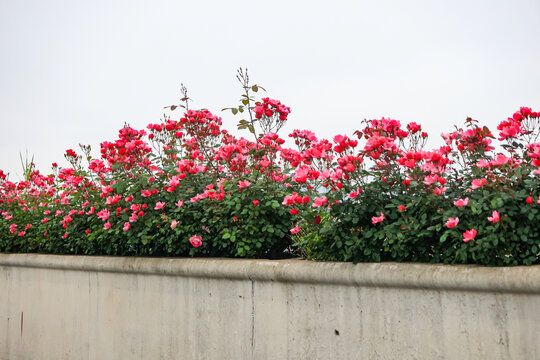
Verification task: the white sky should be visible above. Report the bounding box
[1,0,539,179]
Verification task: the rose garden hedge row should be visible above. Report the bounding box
[1,70,540,265]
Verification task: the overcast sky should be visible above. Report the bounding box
[1,0,539,179]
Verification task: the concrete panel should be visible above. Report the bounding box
[1,254,540,359]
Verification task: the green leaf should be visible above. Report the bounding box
[440,232,449,243]
[251,85,259,92]
[231,108,238,115]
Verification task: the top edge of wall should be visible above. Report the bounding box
[1,253,540,293]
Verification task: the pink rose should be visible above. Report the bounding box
[487,211,500,223]
[445,217,459,228]
[453,198,469,207]
[155,201,165,210]
[312,196,328,208]
[463,229,477,243]
[471,178,487,189]
[290,226,301,234]
[371,212,385,225]
[190,235,202,247]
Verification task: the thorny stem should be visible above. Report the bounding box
[236,68,259,144]
[180,83,190,112]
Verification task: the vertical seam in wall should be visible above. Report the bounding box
[87,271,91,360]
[250,278,255,359]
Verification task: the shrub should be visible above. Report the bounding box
[289,113,540,265]
[1,70,540,265]
[0,70,294,258]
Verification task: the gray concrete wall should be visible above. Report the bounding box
[1,254,540,359]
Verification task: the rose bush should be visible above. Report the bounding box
[1,70,539,265]
[290,111,540,265]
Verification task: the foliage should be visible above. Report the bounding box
[289,112,540,265]
[1,71,540,265]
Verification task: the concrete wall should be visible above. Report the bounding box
[1,254,540,359]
